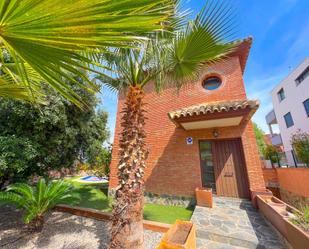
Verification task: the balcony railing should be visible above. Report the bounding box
[266,109,277,125]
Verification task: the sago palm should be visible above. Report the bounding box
[0,179,75,232]
[97,0,238,248]
[0,0,175,107]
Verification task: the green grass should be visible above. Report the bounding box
[62,176,194,224]
[144,204,194,224]
[61,176,112,212]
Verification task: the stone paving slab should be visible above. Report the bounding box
[197,238,247,249]
[191,197,287,249]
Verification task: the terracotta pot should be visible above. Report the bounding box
[157,220,196,249]
[195,187,212,208]
[284,218,309,249]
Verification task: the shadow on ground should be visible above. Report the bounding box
[0,205,110,249]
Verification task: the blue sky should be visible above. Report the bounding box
[99,0,309,142]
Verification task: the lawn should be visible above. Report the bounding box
[62,176,194,224]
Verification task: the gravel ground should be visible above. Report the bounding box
[0,205,163,249]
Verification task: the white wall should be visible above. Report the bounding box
[271,57,309,166]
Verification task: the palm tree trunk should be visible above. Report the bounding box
[109,86,148,249]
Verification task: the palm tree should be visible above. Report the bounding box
[0,179,75,232]
[97,1,238,248]
[0,0,175,107]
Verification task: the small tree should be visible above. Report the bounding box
[291,131,309,167]
[98,1,238,247]
[264,144,281,167]
[253,123,266,157]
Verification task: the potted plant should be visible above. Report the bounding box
[195,187,212,208]
[284,206,309,249]
[157,220,196,249]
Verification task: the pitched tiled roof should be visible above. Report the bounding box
[201,37,252,74]
[168,99,259,120]
[228,37,253,73]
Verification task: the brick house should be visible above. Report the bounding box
[109,37,266,205]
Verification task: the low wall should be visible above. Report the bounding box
[263,169,279,187]
[55,205,171,232]
[276,168,309,198]
[262,168,309,209]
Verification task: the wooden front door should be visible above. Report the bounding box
[199,139,250,198]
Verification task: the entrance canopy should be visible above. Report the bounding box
[168,99,259,130]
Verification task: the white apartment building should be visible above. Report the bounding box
[266,57,309,166]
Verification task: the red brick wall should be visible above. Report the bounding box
[263,169,279,185]
[109,56,266,197]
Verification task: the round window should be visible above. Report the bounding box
[202,77,222,90]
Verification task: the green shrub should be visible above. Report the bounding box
[0,85,109,186]
[0,179,77,232]
[290,206,309,232]
[253,123,266,157]
[291,131,309,167]
[264,144,281,165]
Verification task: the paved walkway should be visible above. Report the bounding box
[191,197,288,249]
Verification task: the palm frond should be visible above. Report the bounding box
[163,0,237,87]
[35,178,47,207]
[97,0,238,94]
[0,0,176,107]
[1,179,74,225]
[0,191,26,207]
[23,208,39,224]
[6,183,35,201]
[96,48,148,91]
[0,79,33,101]
[0,61,46,102]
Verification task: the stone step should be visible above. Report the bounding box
[192,203,287,249]
[196,229,260,249]
[197,228,287,249]
[213,197,254,209]
[197,237,248,249]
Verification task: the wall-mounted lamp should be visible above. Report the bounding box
[213,129,219,138]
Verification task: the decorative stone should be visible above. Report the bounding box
[109,188,195,207]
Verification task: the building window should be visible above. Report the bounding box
[277,88,285,102]
[202,76,222,91]
[304,98,309,117]
[295,66,309,85]
[284,112,294,128]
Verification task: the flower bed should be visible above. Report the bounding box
[257,195,309,249]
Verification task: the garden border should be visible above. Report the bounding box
[54,204,171,233]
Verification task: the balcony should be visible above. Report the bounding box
[266,109,277,125]
[271,134,283,146]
